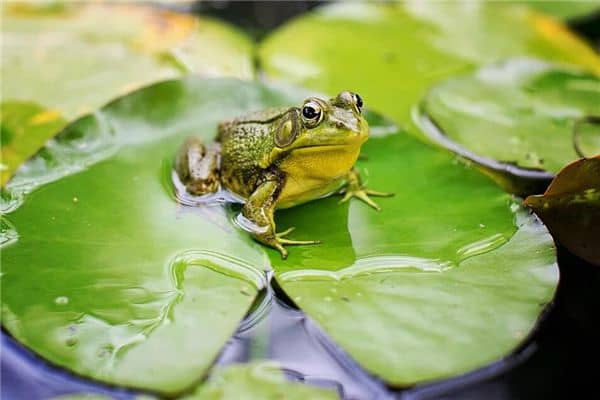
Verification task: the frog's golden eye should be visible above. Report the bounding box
[301,101,323,128]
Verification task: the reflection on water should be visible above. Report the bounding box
[169,167,244,207]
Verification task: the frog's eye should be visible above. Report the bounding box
[353,93,363,112]
[301,101,323,128]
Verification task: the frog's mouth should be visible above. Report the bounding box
[292,124,369,150]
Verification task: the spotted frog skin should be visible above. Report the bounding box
[175,91,392,258]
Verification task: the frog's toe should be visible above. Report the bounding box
[274,243,289,259]
[279,238,321,246]
[276,227,320,244]
[338,188,390,211]
[276,227,295,239]
[355,191,381,211]
[365,189,394,197]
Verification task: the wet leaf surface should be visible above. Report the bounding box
[1,2,253,186]
[1,78,558,392]
[259,1,600,136]
[269,127,558,386]
[525,156,600,265]
[185,362,339,400]
[419,59,600,180]
[0,79,290,395]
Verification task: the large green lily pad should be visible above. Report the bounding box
[1,78,558,392]
[259,1,600,135]
[0,79,290,395]
[186,362,339,400]
[0,2,253,186]
[420,59,600,173]
[269,130,558,385]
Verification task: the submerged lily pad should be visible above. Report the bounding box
[419,58,600,194]
[1,78,558,392]
[259,2,600,135]
[1,2,253,186]
[270,129,558,385]
[186,362,338,400]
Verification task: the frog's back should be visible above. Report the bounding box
[217,107,289,197]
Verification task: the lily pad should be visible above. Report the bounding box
[1,78,558,392]
[186,362,339,400]
[525,156,600,265]
[418,58,600,195]
[1,2,253,186]
[522,1,600,20]
[0,78,297,395]
[0,101,68,186]
[269,129,558,386]
[259,2,600,135]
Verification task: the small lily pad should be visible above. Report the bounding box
[186,362,339,400]
[525,156,600,265]
[419,59,600,195]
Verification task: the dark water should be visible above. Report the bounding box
[2,2,600,399]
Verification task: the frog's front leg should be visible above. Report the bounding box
[240,171,320,259]
[339,168,393,211]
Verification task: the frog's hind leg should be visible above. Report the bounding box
[175,137,221,195]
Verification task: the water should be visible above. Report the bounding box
[2,280,542,400]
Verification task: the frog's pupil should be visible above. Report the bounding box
[355,94,363,109]
[303,106,318,119]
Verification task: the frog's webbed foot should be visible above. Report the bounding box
[242,175,320,259]
[339,169,393,211]
[338,188,393,211]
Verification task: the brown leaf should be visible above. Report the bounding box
[525,156,600,265]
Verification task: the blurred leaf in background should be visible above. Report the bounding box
[523,0,600,20]
[259,1,600,140]
[0,2,253,186]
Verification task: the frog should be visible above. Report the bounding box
[175,91,392,259]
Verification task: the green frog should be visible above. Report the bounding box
[175,91,392,258]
